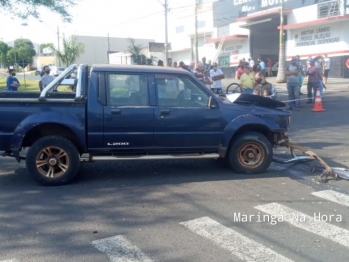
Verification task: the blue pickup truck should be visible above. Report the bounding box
[0,64,291,186]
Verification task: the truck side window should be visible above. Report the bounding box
[108,74,148,106]
[155,75,209,108]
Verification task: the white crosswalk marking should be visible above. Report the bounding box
[92,235,153,262]
[180,216,293,262]
[312,190,349,207]
[255,203,349,248]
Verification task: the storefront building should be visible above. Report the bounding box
[210,0,349,77]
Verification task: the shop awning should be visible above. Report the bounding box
[279,14,349,30]
[205,34,248,44]
[236,8,292,22]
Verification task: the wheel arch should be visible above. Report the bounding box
[10,112,86,162]
[220,115,282,157]
[22,123,84,152]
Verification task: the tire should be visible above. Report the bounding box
[226,83,242,94]
[227,131,272,174]
[26,136,81,186]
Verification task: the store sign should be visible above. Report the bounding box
[233,0,290,12]
[294,26,341,47]
[213,0,329,27]
[222,41,249,65]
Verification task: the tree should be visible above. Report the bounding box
[276,0,286,83]
[6,47,17,68]
[39,43,55,55]
[54,36,84,67]
[0,0,78,22]
[194,0,203,65]
[0,41,9,67]
[14,38,36,69]
[126,38,155,65]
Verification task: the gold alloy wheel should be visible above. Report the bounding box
[35,146,70,178]
[237,142,265,169]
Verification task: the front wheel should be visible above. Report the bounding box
[227,132,272,174]
[26,136,81,186]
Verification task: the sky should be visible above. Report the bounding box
[0,0,209,47]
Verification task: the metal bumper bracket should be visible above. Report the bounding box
[272,139,349,182]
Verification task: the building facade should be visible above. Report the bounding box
[170,0,349,77]
[73,36,155,65]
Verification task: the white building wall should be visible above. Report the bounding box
[168,2,214,64]
[287,5,318,24]
[74,36,155,65]
[286,3,349,59]
[170,50,192,65]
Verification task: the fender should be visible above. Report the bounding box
[220,114,283,151]
[10,112,86,162]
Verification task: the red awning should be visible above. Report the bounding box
[236,8,292,22]
[279,14,349,30]
[205,34,248,44]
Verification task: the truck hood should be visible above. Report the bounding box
[225,93,285,108]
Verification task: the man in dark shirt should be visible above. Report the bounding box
[306,58,320,103]
[253,70,277,99]
[6,69,20,91]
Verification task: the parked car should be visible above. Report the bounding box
[50,66,65,76]
[35,67,43,76]
[0,64,291,186]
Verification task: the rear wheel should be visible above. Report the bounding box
[227,132,272,174]
[26,136,80,186]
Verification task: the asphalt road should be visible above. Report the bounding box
[0,81,349,262]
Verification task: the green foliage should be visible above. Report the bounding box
[126,38,155,66]
[14,38,36,68]
[54,36,84,67]
[0,41,9,67]
[6,47,16,67]
[39,43,54,54]
[0,0,78,22]
[0,38,36,69]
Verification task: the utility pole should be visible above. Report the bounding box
[276,0,286,83]
[194,0,202,65]
[57,26,61,67]
[107,33,111,64]
[164,0,169,64]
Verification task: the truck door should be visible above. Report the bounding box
[103,73,154,149]
[153,74,225,151]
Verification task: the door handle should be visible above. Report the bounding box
[160,109,170,116]
[111,108,122,115]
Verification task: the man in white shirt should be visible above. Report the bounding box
[323,54,330,84]
[209,62,225,95]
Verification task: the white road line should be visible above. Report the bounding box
[0,259,19,262]
[92,235,153,262]
[180,217,293,262]
[311,190,349,207]
[255,203,349,248]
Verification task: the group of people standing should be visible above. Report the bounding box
[287,54,329,111]
[5,65,54,92]
[235,54,331,111]
[236,59,278,99]
[158,57,225,95]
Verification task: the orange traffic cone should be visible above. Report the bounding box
[311,88,325,112]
